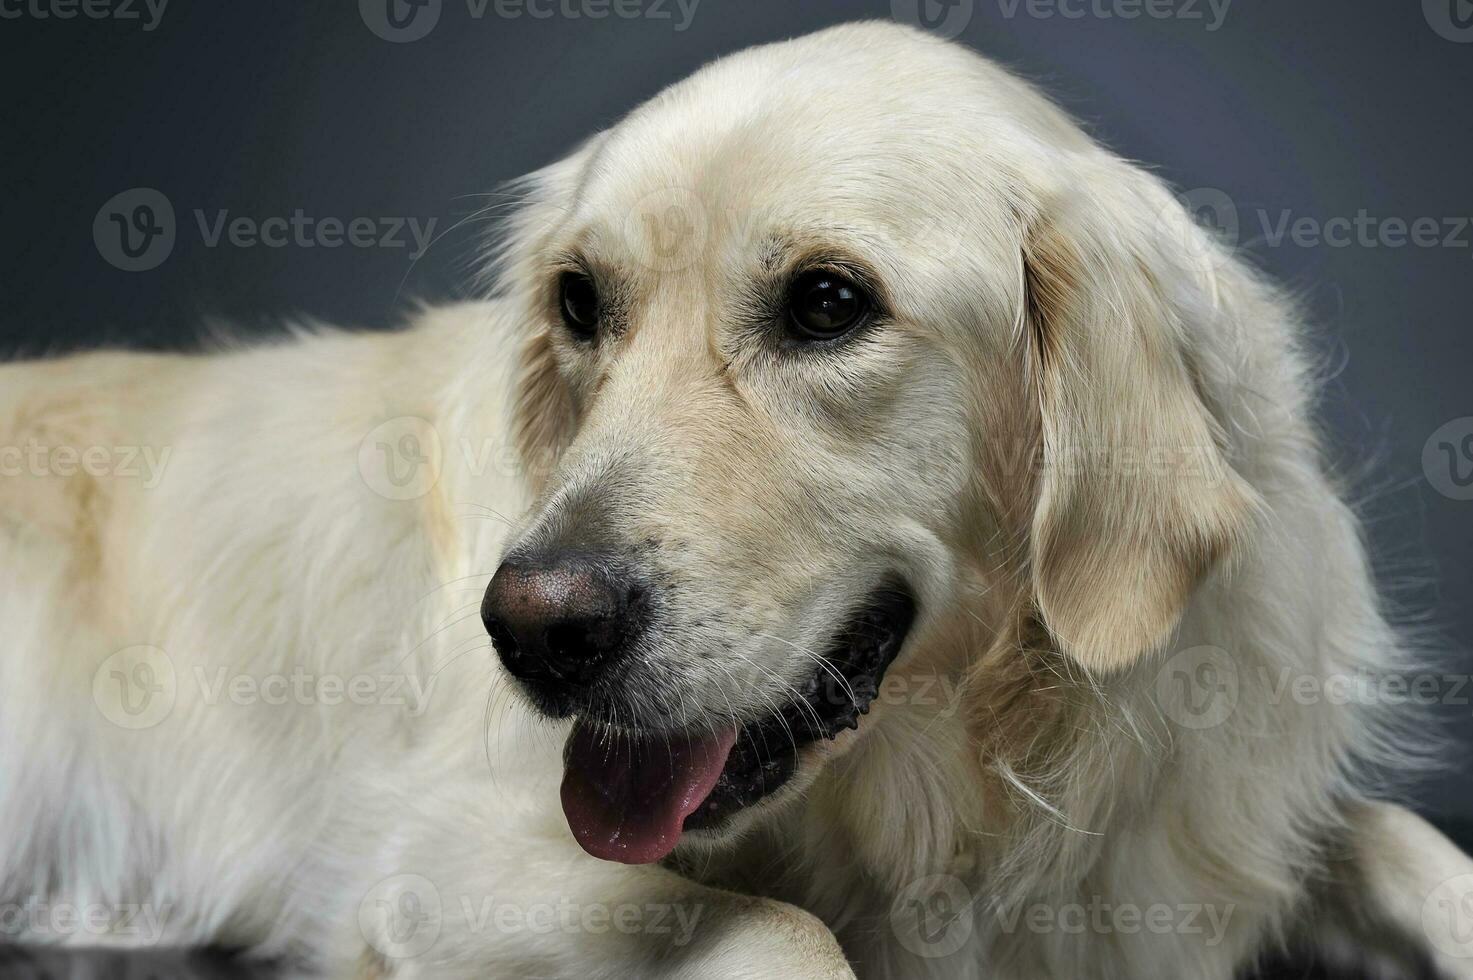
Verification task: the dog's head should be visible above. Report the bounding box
[480,22,1257,864]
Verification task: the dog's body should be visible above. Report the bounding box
[3,23,1471,980]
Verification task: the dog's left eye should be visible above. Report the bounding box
[559,272,601,339]
[786,270,871,342]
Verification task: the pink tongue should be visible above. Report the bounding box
[560,721,737,865]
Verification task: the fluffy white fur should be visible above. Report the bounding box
[2,22,1470,980]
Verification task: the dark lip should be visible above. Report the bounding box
[682,584,918,832]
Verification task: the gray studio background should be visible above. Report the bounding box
[2,0,1470,821]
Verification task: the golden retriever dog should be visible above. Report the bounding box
[2,21,1470,980]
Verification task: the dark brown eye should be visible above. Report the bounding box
[786,270,870,341]
[559,272,600,338]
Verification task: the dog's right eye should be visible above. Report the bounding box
[785,269,871,343]
[559,273,600,339]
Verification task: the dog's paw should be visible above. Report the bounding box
[653,895,855,980]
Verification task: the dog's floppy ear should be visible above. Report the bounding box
[1020,163,1259,673]
[490,138,604,493]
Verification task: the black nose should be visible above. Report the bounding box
[481,551,644,696]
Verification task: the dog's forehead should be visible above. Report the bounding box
[553,27,1084,276]
[585,100,920,220]
[572,102,997,275]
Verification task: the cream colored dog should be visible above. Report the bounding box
[2,22,1470,980]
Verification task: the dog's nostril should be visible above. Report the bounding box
[484,617,519,660]
[545,622,593,665]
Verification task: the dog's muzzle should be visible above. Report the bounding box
[483,550,916,864]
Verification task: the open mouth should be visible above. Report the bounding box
[559,586,916,865]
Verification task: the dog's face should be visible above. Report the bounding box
[481,24,1256,864]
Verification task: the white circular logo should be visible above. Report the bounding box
[358,417,443,501]
[93,188,176,272]
[1155,645,1238,730]
[1159,187,1239,261]
[890,0,976,39]
[1424,417,1473,501]
[1423,872,1473,959]
[891,873,973,959]
[92,646,177,730]
[622,187,708,273]
[1424,0,1473,42]
[359,874,442,959]
[360,0,442,42]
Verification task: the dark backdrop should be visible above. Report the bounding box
[2,0,1470,816]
